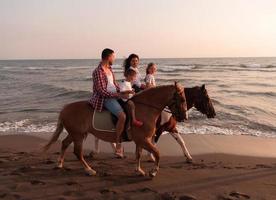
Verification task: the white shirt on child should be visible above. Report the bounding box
[119,80,134,102]
[130,66,142,87]
[145,74,156,87]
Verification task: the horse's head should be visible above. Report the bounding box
[194,84,216,118]
[168,82,188,122]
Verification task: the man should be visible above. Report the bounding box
[89,48,126,158]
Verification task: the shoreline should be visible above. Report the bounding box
[2,132,276,157]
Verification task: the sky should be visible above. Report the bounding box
[1,0,276,59]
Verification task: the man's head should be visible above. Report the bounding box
[124,68,137,82]
[101,48,115,65]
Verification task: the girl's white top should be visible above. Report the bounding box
[106,73,117,93]
[119,80,134,102]
[129,66,142,88]
[145,74,156,86]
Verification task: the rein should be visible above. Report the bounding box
[134,101,164,111]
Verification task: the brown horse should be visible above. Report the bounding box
[93,84,216,163]
[43,82,188,177]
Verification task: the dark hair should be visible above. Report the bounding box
[101,48,114,60]
[124,68,137,77]
[146,62,155,74]
[123,54,139,74]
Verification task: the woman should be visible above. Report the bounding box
[123,54,146,92]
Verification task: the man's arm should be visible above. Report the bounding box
[93,69,119,98]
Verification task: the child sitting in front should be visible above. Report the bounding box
[119,68,143,127]
[145,62,157,88]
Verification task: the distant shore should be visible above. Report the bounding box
[1,133,276,199]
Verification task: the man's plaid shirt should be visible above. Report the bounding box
[89,63,120,112]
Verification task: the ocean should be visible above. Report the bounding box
[0,57,275,137]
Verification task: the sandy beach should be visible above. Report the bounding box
[1,134,276,200]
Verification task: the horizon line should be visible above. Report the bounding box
[1,55,276,61]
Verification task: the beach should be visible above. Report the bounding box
[1,133,276,200]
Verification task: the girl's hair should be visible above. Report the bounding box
[146,62,155,74]
[123,54,139,75]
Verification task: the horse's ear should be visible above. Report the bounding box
[201,84,206,91]
[174,81,178,86]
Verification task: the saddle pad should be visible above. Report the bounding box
[92,110,116,132]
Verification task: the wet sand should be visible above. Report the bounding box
[1,134,276,200]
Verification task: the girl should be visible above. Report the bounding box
[145,62,157,88]
[123,54,146,92]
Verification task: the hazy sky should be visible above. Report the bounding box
[1,0,276,59]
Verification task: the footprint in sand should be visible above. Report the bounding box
[66,181,79,186]
[44,159,55,164]
[229,191,250,199]
[160,192,177,200]
[255,164,272,169]
[63,190,84,197]
[30,180,46,185]
[179,194,197,200]
[100,188,121,195]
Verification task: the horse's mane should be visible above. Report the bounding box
[132,85,174,100]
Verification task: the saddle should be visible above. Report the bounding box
[92,109,132,142]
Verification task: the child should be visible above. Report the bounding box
[145,62,157,88]
[119,68,143,127]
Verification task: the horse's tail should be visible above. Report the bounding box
[43,117,64,152]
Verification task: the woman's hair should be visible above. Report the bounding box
[123,54,139,75]
[146,62,155,74]
[124,68,137,78]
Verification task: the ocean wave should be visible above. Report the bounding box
[176,124,276,138]
[219,89,276,97]
[239,63,276,68]
[0,119,56,133]
[158,65,196,73]
[29,82,91,99]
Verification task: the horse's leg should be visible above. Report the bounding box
[142,139,160,177]
[110,143,116,152]
[57,135,72,168]
[135,145,146,176]
[169,131,193,163]
[73,135,96,176]
[147,137,156,162]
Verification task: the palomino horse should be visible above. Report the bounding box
[93,84,216,163]
[43,83,188,177]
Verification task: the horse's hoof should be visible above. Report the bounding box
[186,158,193,164]
[149,169,158,178]
[135,169,146,176]
[57,163,63,169]
[85,168,97,176]
[114,152,125,159]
